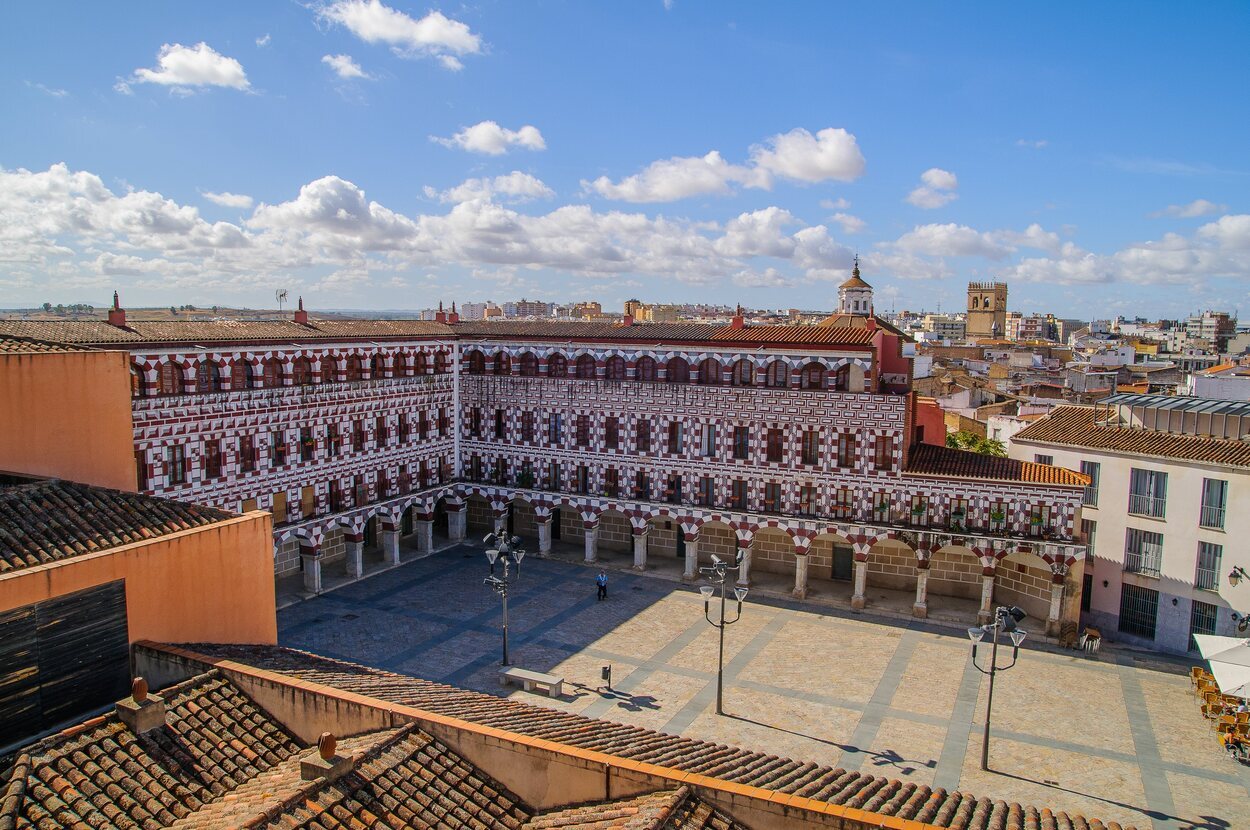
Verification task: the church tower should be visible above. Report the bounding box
[838,256,874,316]
[966,281,1008,340]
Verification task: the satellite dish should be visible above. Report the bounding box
[275,289,288,312]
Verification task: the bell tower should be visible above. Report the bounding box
[966,281,1008,340]
[838,256,874,316]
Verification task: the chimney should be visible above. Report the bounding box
[301,732,353,782]
[449,301,460,324]
[730,304,745,330]
[116,677,166,734]
[434,301,447,324]
[293,296,309,325]
[622,314,634,326]
[107,291,127,328]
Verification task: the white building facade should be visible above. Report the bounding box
[1011,394,1250,655]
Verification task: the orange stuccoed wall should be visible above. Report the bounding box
[0,350,137,491]
[0,512,278,645]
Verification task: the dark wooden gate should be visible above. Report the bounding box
[0,581,130,748]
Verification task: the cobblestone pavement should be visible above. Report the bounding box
[278,545,1250,830]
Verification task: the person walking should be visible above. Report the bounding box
[595,570,608,601]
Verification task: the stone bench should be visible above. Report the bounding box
[499,666,564,698]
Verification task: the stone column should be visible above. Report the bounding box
[345,535,364,579]
[584,521,599,563]
[1046,575,1065,637]
[913,565,930,619]
[793,554,809,599]
[447,507,466,542]
[492,509,507,536]
[683,537,699,581]
[978,571,996,626]
[537,516,552,554]
[632,529,649,570]
[380,529,400,567]
[301,546,322,594]
[414,518,434,554]
[736,542,752,587]
[851,558,868,610]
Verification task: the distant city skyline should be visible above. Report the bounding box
[2,2,1248,318]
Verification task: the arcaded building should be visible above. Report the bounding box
[0,287,1089,634]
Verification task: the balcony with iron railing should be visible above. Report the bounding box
[1127,493,1166,519]
[1082,485,1098,507]
[1123,548,1162,577]
[1199,504,1226,530]
[1195,563,1220,591]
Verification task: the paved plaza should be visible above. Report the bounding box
[278,544,1250,830]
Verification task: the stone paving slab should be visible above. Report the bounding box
[278,545,1250,830]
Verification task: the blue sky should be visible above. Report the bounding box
[2,1,1248,318]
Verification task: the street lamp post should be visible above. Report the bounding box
[483,532,525,666]
[968,605,1028,771]
[700,552,748,716]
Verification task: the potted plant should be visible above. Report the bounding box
[515,470,535,489]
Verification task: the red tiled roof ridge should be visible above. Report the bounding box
[904,443,1089,487]
[164,643,1136,830]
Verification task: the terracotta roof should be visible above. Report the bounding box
[838,275,872,290]
[452,320,876,348]
[0,479,233,574]
[905,443,1089,487]
[522,787,739,830]
[0,335,92,354]
[178,644,1133,830]
[1013,405,1250,469]
[0,318,453,346]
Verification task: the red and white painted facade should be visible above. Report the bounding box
[1,303,1090,633]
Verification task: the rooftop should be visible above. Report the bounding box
[1,668,743,830]
[1100,391,1250,419]
[452,320,878,348]
[0,318,454,346]
[0,477,234,574]
[171,643,1132,830]
[1013,405,1250,468]
[0,334,92,354]
[904,443,1089,487]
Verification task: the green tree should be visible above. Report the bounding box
[946,430,1006,457]
[42,302,52,312]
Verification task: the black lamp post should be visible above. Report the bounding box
[968,605,1028,771]
[483,532,525,666]
[1229,565,1249,587]
[699,552,748,716]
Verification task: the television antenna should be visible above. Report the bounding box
[275,289,288,313]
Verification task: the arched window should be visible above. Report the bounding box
[320,358,336,384]
[292,357,313,386]
[833,364,850,391]
[371,353,387,380]
[800,362,826,390]
[433,351,448,374]
[547,353,567,377]
[158,360,180,396]
[666,357,689,383]
[575,354,597,379]
[466,351,485,375]
[605,355,626,381]
[493,352,511,375]
[518,352,538,376]
[196,359,222,393]
[636,356,657,381]
[345,355,364,382]
[232,360,255,390]
[766,360,789,388]
[131,363,146,397]
[415,352,428,376]
[732,359,754,386]
[698,358,722,385]
[263,357,283,388]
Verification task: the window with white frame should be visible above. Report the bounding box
[1195,541,1222,591]
[1200,478,1227,530]
[1080,460,1100,507]
[1128,468,1167,518]
[1124,527,1164,576]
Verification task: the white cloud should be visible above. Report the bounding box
[1016,139,1048,149]
[426,172,554,204]
[317,0,481,68]
[663,0,675,10]
[256,34,271,47]
[820,197,850,210]
[322,53,371,80]
[750,127,866,183]
[1197,214,1250,249]
[895,223,1008,258]
[714,208,797,258]
[906,167,958,209]
[126,42,250,92]
[432,121,546,155]
[585,151,768,203]
[26,81,68,98]
[733,267,793,288]
[202,191,254,209]
[830,212,866,234]
[1150,199,1228,218]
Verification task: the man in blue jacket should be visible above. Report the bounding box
[596,570,608,601]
